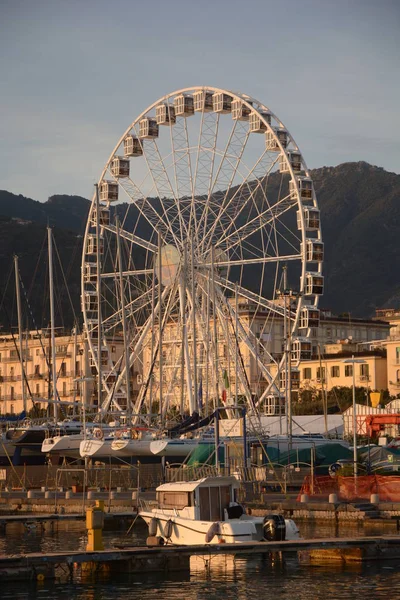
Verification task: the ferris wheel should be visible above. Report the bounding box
[81,86,323,419]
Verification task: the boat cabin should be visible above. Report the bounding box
[155,476,241,522]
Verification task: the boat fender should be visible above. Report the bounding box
[205,521,220,543]
[94,428,103,440]
[148,517,158,537]
[263,514,286,541]
[164,519,174,539]
[146,535,165,547]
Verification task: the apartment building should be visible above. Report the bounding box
[0,329,137,416]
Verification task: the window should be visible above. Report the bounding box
[60,362,66,376]
[55,345,68,354]
[10,386,14,400]
[396,347,400,365]
[396,370,400,384]
[345,365,353,377]
[36,349,40,356]
[10,404,14,414]
[303,367,312,379]
[157,491,192,509]
[316,367,326,381]
[331,366,340,378]
[63,382,67,396]
[36,384,40,396]
[360,364,369,378]
[111,345,116,353]
[34,364,40,376]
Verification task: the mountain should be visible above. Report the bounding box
[313,162,400,315]
[0,161,399,329]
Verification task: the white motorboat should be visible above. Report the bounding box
[139,475,300,545]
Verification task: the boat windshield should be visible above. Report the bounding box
[157,490,193,509]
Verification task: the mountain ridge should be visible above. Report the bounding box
[0,160,399,327]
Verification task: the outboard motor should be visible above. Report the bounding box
[263,514,286,541]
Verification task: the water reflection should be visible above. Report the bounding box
[1,519,400,599]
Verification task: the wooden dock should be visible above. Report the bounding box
[2,536,400,581]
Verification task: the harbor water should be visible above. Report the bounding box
[2,519,400,599]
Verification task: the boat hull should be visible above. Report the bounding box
[140,511,300,545]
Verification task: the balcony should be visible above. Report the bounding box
[2,354,32,363]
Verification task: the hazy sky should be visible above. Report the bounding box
[1,0,399,201]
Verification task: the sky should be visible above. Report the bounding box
[1,0,399,202]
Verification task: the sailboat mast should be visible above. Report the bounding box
[14,255,27,414]
[47,227,58,420]
[116,217,131,420]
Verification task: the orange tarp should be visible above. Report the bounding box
[297,475,400,502]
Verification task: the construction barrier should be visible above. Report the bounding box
[298,474,400,502]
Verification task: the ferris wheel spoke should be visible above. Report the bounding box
[197,119,250,251]
[107,170,171,239]
[203,150,278,254]
[212,273,289,320]
[213,284,277,391]
[169,115,193,241]
[191,110,220,242]
[136,132,184,247]
[217,192,296,254]
[101,222,157,254]
[103,282,178,415]
[100,268,153,279]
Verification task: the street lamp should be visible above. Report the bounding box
[343,356,366,484]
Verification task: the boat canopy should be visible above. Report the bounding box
[156,476,240,493]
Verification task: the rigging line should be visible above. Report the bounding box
[0,261,14,312]
[1,295,35,408]
[53,235,78,325]
[19,277,54,390]
[27,229,47,299]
